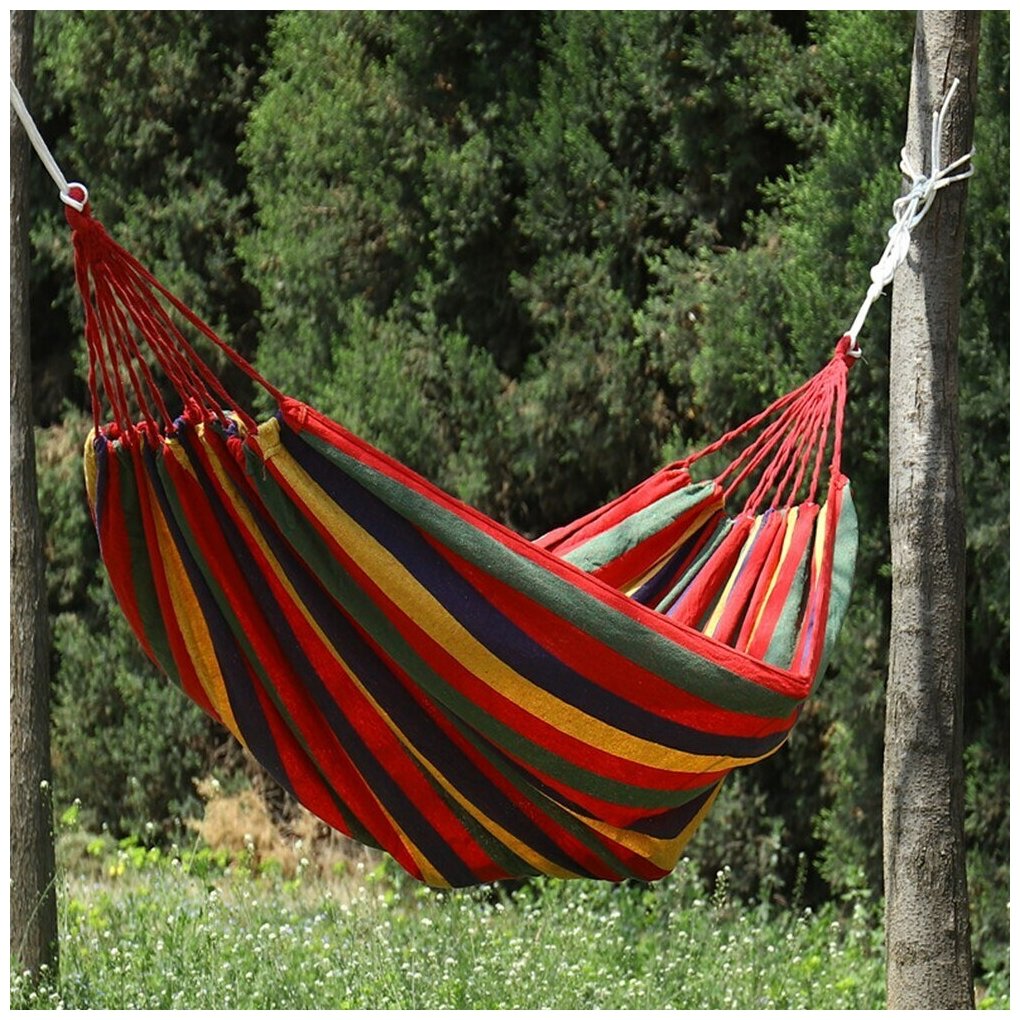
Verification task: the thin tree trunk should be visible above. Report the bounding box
[10,9,59,978]
[883,10,979,1010]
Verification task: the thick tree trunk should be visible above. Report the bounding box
[883,10,979,1010]
[10,9,59,978]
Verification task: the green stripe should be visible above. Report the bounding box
[111,446,179,684]
[295,427,805,719]
[247,452,714,810]
[763,542,811,669]
[808,485,858,693]
[562,481,719,574]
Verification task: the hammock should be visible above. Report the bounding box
[14,67,975,889]
[63,180,858,886]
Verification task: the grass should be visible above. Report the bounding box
[11,834,895,1010]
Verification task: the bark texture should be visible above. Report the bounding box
[10,9,60,977]
[883,10,979,1010]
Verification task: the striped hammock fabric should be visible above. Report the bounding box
[68,190,857,887]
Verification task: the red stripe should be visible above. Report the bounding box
[734,511,793,653]
[495,738,729,830]
[242,660,360,840]
[190,429,508,883]
[284,400,815,701]
[711,512,787,646]
[744,503,820,662]
[95,448,157,664]
[536,466,692,555]
[667,515,756,629]
[791,478,846,678]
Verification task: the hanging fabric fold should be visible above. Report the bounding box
[70,176,858,883]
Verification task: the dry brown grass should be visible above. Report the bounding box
[188,775,382,880]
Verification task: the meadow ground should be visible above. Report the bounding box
[11,788,1011,1012]
[9,830,900,1011]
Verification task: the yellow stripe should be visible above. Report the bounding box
[143,452,244,744]
[745,506,798,647]
[704,513,766,638]
[199,429,578,884]
[812,500,829,577]
[255,419,760,777]
[83,431,99,512]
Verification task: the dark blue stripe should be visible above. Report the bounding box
[132,439,295,803]
[91,434,108,536]
[279,423,788,760]
[628,781,722,838]
[631,512,723,606]
[174,424,485,885]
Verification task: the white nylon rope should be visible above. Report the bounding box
[9,76,89,212]
[846,77,975,355]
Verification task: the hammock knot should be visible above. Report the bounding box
[60,181,89,214]
[845,77,974,349]
[62,184,91,226]
[69,210,112,267]
[835,334,861,366]
[64,187,113,267]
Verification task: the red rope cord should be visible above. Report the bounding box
[87,271,134,433]
[108,259,231,425]
[723,417,797,509]
[75,253,104,435]
[67,200,282,436]
[115,257,239,416]
[806,380,838,502]
[777,396,828,508]
[112,236,286,411]
[693,344,852,516]
[829,365,848,480]
[719,388,816,504]
[769,381,836,509]
[102,262,202,405]
[92,266,167,429]
[745,399,821,512]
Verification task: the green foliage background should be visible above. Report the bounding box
[26,10,1008,982]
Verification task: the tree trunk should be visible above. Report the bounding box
[10,9,59,978]
[883,10,979,1010]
